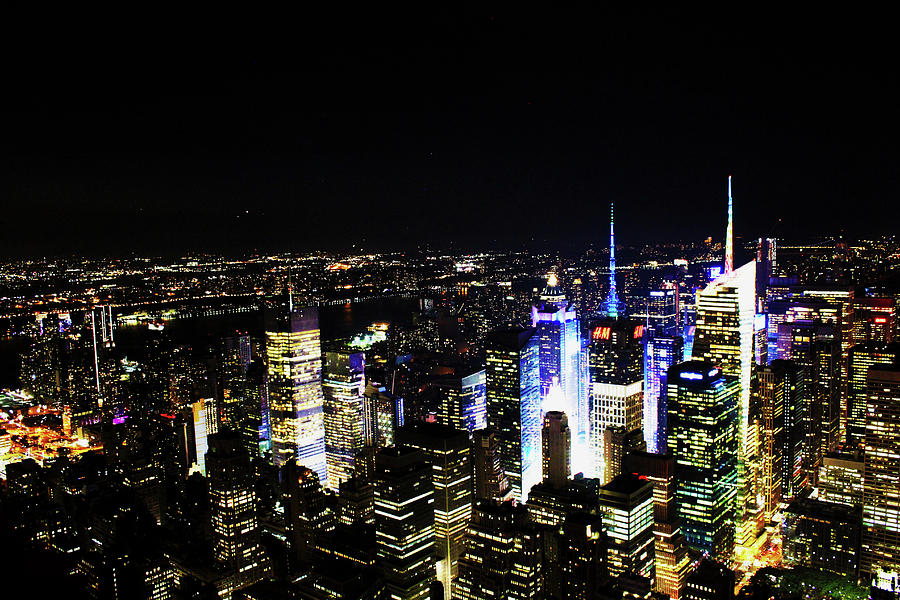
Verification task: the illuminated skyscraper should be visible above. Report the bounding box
[486,327,541,502]
[374,446,435,600]
[397,422,472,600]
[757,360,806,510]
[265,307,326,476]
[625,451,692,599]
[588,317,644,482]
[206,431,271,597]
[848,343,900,449]
[455,500,543,600]
[819,452,864,508]
[851,296,895,345]
[434,368,486,434]
[668,362,739,561]
[597,473,655,583]
[323,348,366,490]
[363,382,404,449]
[219,334,251,430]
[861,365,900,589]
[541,410,570,488]
[532,275,585,467]
[644,333,683,453]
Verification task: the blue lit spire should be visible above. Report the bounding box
[603,201,621,319]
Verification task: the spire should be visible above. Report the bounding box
[724,175,734,275]
[288,267,294,313]
[603,201,621,319]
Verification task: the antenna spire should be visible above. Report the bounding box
[724,175,734,275]
[603,201,621,319]
[288,267,294,313]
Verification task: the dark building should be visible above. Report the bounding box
[683,559,734,600]
[542,410,571,489]
[783,498,861,576]
[472,429,512,502]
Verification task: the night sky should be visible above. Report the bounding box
[3,11,897,257]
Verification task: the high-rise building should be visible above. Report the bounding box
[434,368,487,434]
[337,476,375,526]
[602,426,645,484]
[486,327,541,502]
[818,452,864,508]
[852,297,895,345]
[588,317,644,483]
[219,334,251,429]
[861,365,900,587]
[557,512,609,600]
[363,382,404,449]
[756,237,777,299]
[323,348,366,490]
[374,447,435,600]
[525,475,600,529]
[644,333,683,453]
[783,498,861,577]
[532,275,586,469]
[624,451,692,599]
[848,343,900,449]
[265,307,326,476]
[455,500,543,600]
[668,362,739,561]
[631,288,680,336]
[756,360,807,512]
[284,459,335,564]
[396,422,473,600]
[190,398,218,475]
[471,429,511,502]
[542,410,570,489]
[597,473,655,583]
[206,431,271,598]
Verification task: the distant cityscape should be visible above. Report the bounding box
[2,188,900,600]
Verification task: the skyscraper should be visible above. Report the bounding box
[455,500,544,600]
[597,473,655,583]
[471,429,511,502]
[434,367,487,434]
[668,362,739,561]
[588,317,644,482]
[541,410,570,489]
[219,334,251,429]
[848,343,900,449]
[644,333,683,453]
[397,422,473,600]
[861,364,900,589]
[265,307,326,476]
[206,431,271,598]
[486,327,541,502]
[323,348,366,490]
[374,447,435,600]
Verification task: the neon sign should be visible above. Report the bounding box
[680,372,703,380]
[633,325,644,339]
[592,326,611,340]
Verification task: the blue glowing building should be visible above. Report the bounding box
[644,333,683,453]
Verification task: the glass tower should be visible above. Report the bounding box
[323,348,366,490]
[265,307,326,477]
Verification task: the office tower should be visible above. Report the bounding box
[690,260,756,554]
[190,398,218,475]
[337,476,374,526]
[603,426,645,484]
[434,368,486,434]
[852,297,895,344]
[455,500,543,600]
[396,422,473,600]
[374,447,435,600]
[597,473,655,582]
[485,327,541,502]
[819,452,865,507]
[219,334,251,429]
[631,288,680,336]
[848,343,900,449]
[644,332,683,453]
[757,360,807,512]
[542,410,570,488]
[471,429,512,501]
[557,512,608,600]
[588,317,644,482]
[602,201,622,319]
[532,275,585,468]
[206,431,271,597]
[265,307,326,476]
[625,451,692,599]
[668,362,739,560]
[777,319,841,475]
[323,348,366,490]
[683,559,735,600]
[525,475,600,528]
[284,459,334,564]
[363,382,404,449]
[756,237,777,298]
[861,365,900,586]
[783,498,862,577]
[241,359,268,458]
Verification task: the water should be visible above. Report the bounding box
[0,297,421,387]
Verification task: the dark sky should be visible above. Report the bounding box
[2,10,898,257]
